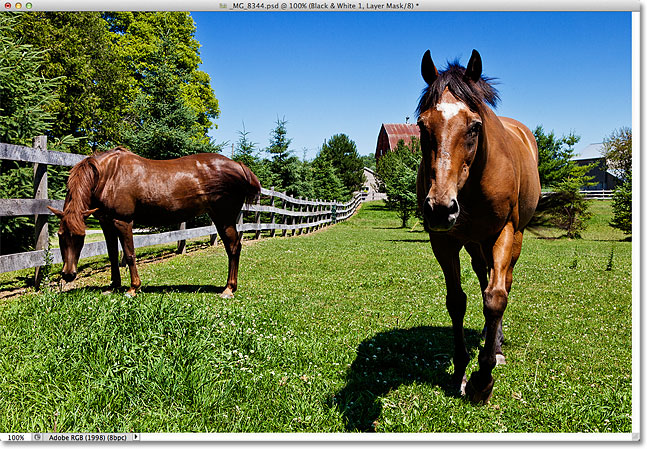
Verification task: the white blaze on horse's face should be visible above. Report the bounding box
[418,89,482,232]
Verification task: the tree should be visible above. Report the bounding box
[359,154,377,172]
[319,134,365,197]
[534,125,580,188]
[603,127,632,236]
[265,117,302,195]
[602,127,632,182]
[121,35,218,159]
[233,124,259,170]
[537,163,596,238]
[610,173,631,236]
[376,138,421,227]
[0,13,61,254]
[103,12,220,142]
[14,12,130,153]
[311,153,344,201]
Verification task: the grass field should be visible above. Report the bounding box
[0,201,633,433]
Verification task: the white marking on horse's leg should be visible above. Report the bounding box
[436,101,467,120]
[496,353,507,366]
[460,374,468,396]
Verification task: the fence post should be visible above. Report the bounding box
[210,221,218,246]
[33,135,48,289]
[282,198,288,237]
[177,222,186,254]
[237,210,244,241]
[269,188,276,238]
[254,194,262,240]
[296,197,303,235]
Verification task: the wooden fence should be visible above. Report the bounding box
[0,137,364,287]
[541,190,614,200]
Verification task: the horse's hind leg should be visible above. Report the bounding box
[430,236,468,395]
[213,219,242,299]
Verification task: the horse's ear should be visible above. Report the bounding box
[421,50,438,85]
[47,206,64,219]
[82,208,99,218]
[464,49,482,82]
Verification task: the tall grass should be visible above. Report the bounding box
[0,201,632,433]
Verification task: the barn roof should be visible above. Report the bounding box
[382,123,420,150]
[573,143,604,160]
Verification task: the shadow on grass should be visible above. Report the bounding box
[387,238,429,243]
[329,326,480,432]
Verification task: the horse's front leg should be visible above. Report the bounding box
[430,236,468,395]
[114,219,141,296]
[466,222,515,404]
[99,219,122,291]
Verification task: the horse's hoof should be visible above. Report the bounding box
[465,374,495,405]
[220,289,234,299]
[496,353,507,366]
[125,290,137,298]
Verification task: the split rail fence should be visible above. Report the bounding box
[0,137,365,287]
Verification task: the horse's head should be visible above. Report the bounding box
[416,49,498,232]
[47,206,98,282]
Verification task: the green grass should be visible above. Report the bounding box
[0,201,633,433]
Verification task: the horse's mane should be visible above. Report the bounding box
[416,60,499,117]
[62,147,130,234]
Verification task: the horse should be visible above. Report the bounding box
[415,50,541,403]
[48,147,261,298]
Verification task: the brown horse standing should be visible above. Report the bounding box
[415,50,541,403]
[48,147,261,298]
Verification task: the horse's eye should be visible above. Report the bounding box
[468,122,482,136]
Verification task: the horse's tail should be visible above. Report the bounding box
[238,162,262,205]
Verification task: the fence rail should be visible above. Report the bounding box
[0,137,365,283]
[541,190,614,200]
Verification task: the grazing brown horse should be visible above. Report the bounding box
[415,50,541,403]
[48,147,261,298]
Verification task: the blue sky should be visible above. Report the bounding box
[192,11,633,159]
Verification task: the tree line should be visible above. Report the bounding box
[0,12,367,255]
[376,125,632,238]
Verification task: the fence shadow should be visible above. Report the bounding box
[329,325,480,432]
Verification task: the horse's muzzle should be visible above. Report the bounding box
[424,197,459,231]
[62,271,77,282]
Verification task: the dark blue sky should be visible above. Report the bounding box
[192,11,633,158]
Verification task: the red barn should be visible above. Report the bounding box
[375,123,420,160]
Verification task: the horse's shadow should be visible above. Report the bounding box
[329,326,480,432]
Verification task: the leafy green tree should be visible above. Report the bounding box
[265,117,302,195]
[534,125,580,188]
[602,127,632,182]
[15,12,130,153]
[233,124,259,170]
[103,12,219,142]
[121,36,218,159]
[610,173,631,236]
[537,163,596,238]
[319,134,365,197]
[376,138,421,227]
[602,128,632,236]
[311,153,345,201]
[0,13,61,254]
[359,154,377,172]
